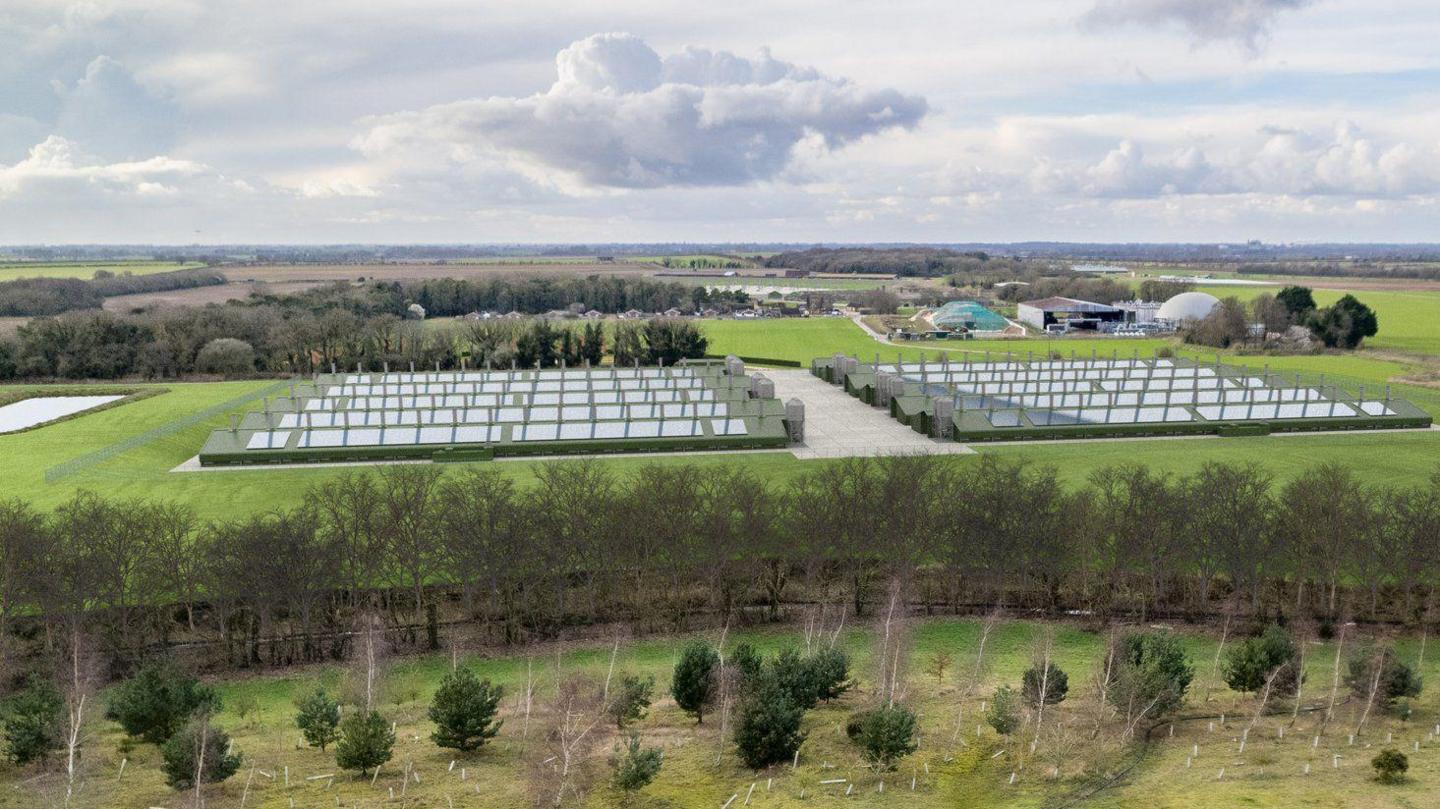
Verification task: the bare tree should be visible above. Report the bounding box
[376,465,445,648]
[530,674,605,807]
[57,622,100,809]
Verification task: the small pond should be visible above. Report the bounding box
[0,395,125,434]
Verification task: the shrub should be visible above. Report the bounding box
[1372,748,1408,783]
[925,652,951,684]
[1107,632,1194,721]
[1022,662,1069,707]
[160,720,242,790]
[194,338,255,375]
[1308,294,1378,349]
[231,692,260,723]
[295,687,341,752]
[428,668,503,752]
[733,675,806,769]
[730,643,763,685]
[770,648,819,710]
[612,734,663,791]
[105,661,220,744]
[2,675,62,765]
[335,711,394,774]
[846,705,918,771]
[985,685,1020,736]
[808,648,854,703]
[1347,646,1422,710]
[607,674,654,729]
[1223,625,1302,696]
[671,642,718,724]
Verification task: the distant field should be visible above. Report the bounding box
[0,260,202,280]
[102,280,321,312]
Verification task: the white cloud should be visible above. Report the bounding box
[355,32,927,189]
[0,136,205,199]
[1083,0,1315,52]
[54,55,179,160]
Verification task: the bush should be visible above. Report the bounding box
[160,720,242,790]
[846,705,918,771]
[985,685,1020,736]
[733,675,807,769]
[194,338,255,375]
[607,674,654,729]
[730,643,763,685]
[1022,662,1069,707]
[1372,748,1409,783]
[1347,646,1423,710]
[612,734,663,791]
[1223,625,1302,696]
[2,675,62,765]
[428,668,503,752]
[295,687,341,752]
[105,661,220,744]
[671,642,719,724]
[335,711,394,774]
[808,648,854,703]
[1308,294,1378,349]
[770,648,819,710]
[1107,632,1194,721]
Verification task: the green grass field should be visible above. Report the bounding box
[0,260,204,281]
[2,291,1439,521]
[13,617,1435,808]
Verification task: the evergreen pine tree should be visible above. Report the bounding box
[335,711,395,775]
[295,686,341,752]
[428,668,503,752]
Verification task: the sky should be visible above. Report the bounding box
[2,0,1439,245]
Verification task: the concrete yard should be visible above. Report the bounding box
[766,369,975,459]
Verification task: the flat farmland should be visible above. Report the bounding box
[101,280,324,312]
[0,260,203,280]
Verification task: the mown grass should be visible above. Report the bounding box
[5,374,1440,522]
[7,617,1435,808]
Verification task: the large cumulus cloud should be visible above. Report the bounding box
[1083,0,1314,51]
[354,33,927,188]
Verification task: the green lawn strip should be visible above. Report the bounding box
[0,261,202,281]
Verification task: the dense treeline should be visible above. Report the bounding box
[991,276,1136,305]
[0,268,226,316]
[401,275,748,318]
[0,300,708,381]
[1,457,1436,683]
[764,248,1022,278]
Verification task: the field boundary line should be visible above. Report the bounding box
[43,378,293,484]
